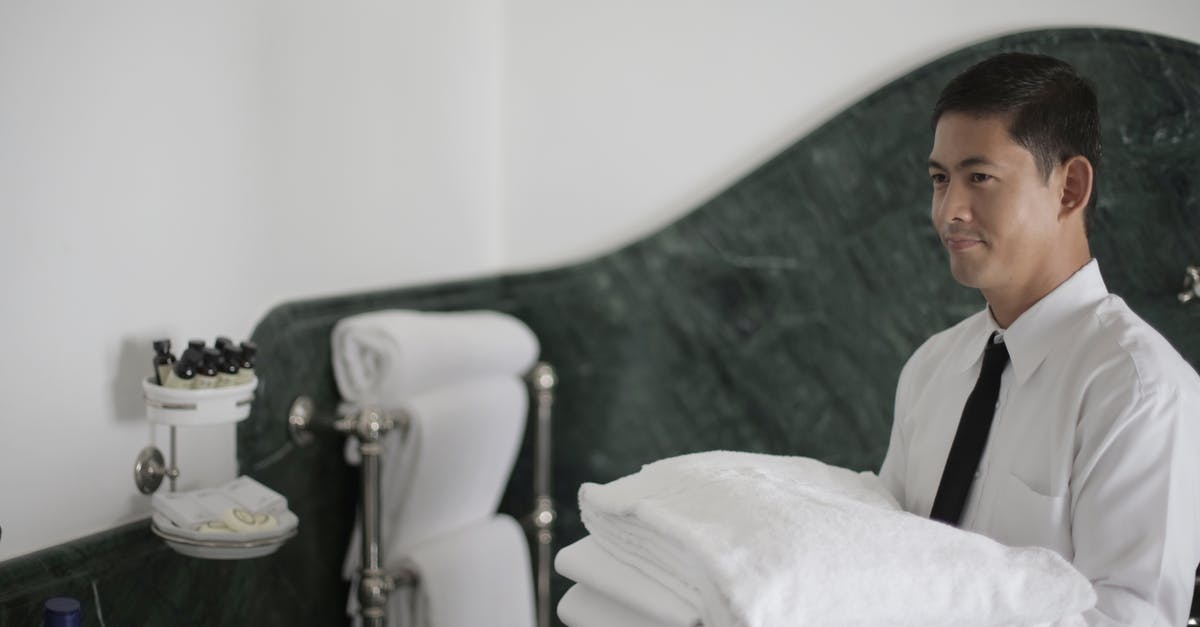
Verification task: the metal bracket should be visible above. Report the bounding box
[1179,265,1200,304]
[133,445,179,495]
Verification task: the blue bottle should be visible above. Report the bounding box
[43,596,81,627]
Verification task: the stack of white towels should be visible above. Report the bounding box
[333,309,539,627]
[558,451,1097,627]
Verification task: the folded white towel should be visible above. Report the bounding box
[332,309,539,407]
[343,377,527,578]
[556,536,699,627]
[559,584,681,627]
[580,451,1096,627]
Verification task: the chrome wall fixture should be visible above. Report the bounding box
[526,363,557,627]
[289,398,416,627]
[134,423,180,494]
[289,361,558,627]
[1178,265,1200,304]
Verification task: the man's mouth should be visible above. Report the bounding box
[944,235,984,252]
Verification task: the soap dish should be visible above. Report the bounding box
[150,511,299,543]
[142,376,258,426]
[151,511,299,560]
[151,524,298,560]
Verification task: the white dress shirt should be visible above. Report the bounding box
[880,260,1200,626]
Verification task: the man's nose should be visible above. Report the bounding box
[934,180,971,225]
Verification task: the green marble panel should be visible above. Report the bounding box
[2,28,1197,626]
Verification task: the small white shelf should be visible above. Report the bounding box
[142,376,258,426]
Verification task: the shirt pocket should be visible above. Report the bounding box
[987,471,1073,559]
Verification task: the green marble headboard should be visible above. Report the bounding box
[2,27,1197,627]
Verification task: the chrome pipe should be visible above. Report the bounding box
[528,362,558,627]
[351,408,403,626]
[168,426,178,493]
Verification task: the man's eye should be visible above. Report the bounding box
[930,173,948,185]
[970,173,992,183]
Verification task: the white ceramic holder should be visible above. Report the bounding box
[142,376,258,426]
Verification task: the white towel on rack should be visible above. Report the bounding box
[395,515,536,627]
[556,536,699,627]
[332,309,539,407]
[579,451,1095,627]
[343,376,528,579]
[559,584,682,627]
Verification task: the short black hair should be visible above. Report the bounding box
[932,52,1102,220]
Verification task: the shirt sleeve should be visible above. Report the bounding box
[879,352,921,509]
[1070,383,1200,626]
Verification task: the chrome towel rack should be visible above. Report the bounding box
[288,361,557,627]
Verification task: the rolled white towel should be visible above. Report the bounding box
[343,377,527,578]
[580,450,1096,627]
[348,515,536,627]
[332,309,539,407]
[404,515,536,627]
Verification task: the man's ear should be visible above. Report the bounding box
[1059,155,1094,220]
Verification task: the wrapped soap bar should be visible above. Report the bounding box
[152,491,220,529]
[221,476,287,514]
[222,508,279,532]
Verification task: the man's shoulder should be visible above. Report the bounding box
[901,309,988,377]
[1084,295,1200,397]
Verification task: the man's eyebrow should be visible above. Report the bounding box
[928,156,998,170]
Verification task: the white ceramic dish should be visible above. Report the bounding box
[142,376,258,426]
[151,510,298,544]
[152,523,297,560]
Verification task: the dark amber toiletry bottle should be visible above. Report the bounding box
[217,346,241,387]
[182,339,206,365]
[164,353,197,389]
[215,336,234,353]
[195,348,221,389]
[152,339,176,386]
[238,341,257,384]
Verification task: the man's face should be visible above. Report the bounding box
[928,112,1063,295]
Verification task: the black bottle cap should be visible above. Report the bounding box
[240,341,257,359]
[188,339,205,350]
[173,357,196,378]
[153,339,171,354]
[202,347,222,368]
[215,336,234,352]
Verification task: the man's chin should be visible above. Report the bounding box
[948,262,986,289]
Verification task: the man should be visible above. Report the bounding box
[879,52,1200,626]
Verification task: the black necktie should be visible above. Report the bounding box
[929,332,1010,526]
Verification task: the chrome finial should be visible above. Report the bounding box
[1179,266,1200,304]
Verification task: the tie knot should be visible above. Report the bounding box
[983,332,1010,371]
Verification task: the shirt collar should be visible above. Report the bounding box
[953,259,1108,383]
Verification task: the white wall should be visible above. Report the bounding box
[501,0,1200,270]
[0,0,501,561]
[3,0,1199,562]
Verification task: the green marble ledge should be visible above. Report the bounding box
[3,28,1198,626]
